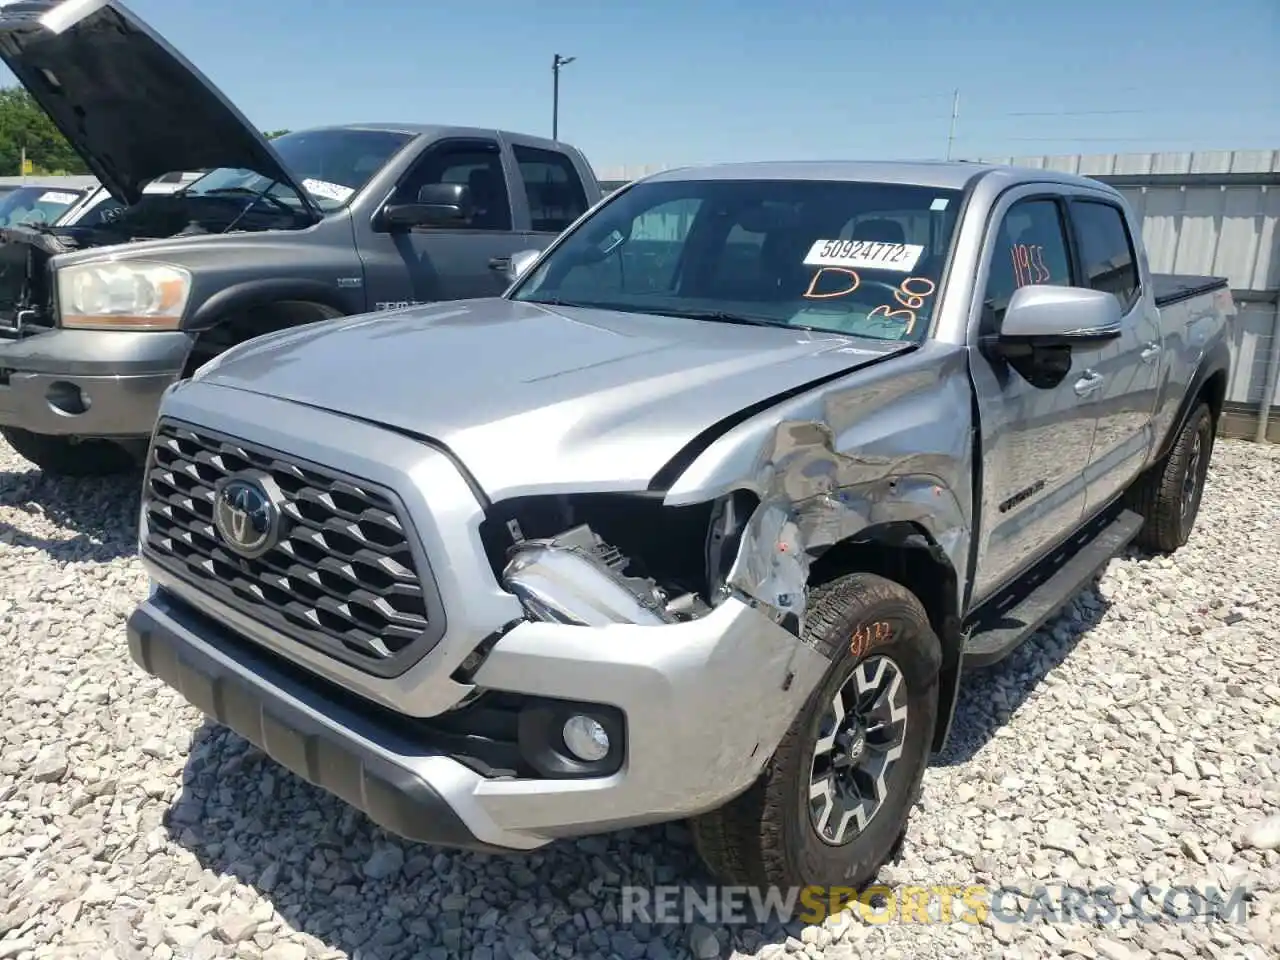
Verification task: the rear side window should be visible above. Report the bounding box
[1072,200,1140,312]
[513,145,589,233]
[983,198,1073,331]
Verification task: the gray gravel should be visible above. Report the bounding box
[1,435,1277,960]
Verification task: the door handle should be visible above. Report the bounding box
[488,257,511,271]
[1073,371,1104,397]
[1140,342,1161,363]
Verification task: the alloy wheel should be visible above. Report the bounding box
[808,655,910,846]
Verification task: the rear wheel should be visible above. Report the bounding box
[1125,402,1214,552]
[1,427,137,477]
[690,573,941,891]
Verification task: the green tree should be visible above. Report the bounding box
[0,86,88,175]
[263,129,291,140]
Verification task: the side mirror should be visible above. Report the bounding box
[997,285,1123,353]
[507,249,542,283]
[381,182,473,230]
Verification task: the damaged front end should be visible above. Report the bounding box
[503,524,708,626]
[484,490,761,634]
[484,410,969,652]
[0,225,69,338]
[481,483,832,654]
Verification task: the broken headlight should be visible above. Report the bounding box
[502,524,709,626]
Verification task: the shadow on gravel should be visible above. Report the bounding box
[931,574,1114,768]
[165,720,805,960]
[0,465,144,562]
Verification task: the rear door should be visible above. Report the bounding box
[1066,194,1162,515]
[507,141,593,242]
[357,137,527,307]
[967,189,1108,605]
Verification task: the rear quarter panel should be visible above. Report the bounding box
[1149,282,1234,461]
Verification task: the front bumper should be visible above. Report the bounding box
[129,585,828,850]
[0,329,191,437]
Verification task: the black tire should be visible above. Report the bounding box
[690,572,941,891]
[1124,402,1214,553]
[1,427,138,477]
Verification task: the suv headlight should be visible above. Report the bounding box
[57,261,192,330]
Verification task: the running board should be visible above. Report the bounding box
[962,509,1144,669]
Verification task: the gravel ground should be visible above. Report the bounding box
[0,434,1277,960]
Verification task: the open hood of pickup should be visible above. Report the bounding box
[195,298,914,499]
[0,0,316,210]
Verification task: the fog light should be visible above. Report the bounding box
[562,715,610,762]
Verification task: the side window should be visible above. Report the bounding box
[557,198,703,295]
[983,198,1073,330]
[512,145,589,233]
[393,141,512,230]
[1071,200,1140,312]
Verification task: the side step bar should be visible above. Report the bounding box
[962,509,1144,668]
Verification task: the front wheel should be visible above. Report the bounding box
[1,427,138,477]
[690,572,941,891]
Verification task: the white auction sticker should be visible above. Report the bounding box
[803,238,924,273]
[302,178,354,203]
[38,191,79,205]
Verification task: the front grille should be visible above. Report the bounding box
[141,419,446,675]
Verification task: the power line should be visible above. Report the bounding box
[1003,108,1149,117]
[962,135,1264,144]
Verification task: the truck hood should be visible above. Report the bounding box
[0,0,314,210]
[195,298,913,498]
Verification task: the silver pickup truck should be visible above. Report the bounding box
[127,160,1234,891]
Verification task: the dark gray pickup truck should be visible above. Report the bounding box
[0,0,601,476]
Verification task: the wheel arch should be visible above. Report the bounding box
[182,294,347,377]
[805,521,965,754]
[1154,340,1231,464]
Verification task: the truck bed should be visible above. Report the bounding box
[1152,273,1229,308]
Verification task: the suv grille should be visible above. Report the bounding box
[141,419,445,675]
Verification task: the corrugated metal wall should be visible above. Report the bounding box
[596,149,1280,441]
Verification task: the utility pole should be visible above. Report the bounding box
[945,89,960,160]
[552,53,576,141]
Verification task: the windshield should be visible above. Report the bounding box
[57,188,126,227]
[0,186,85,226]
[179,128,415,212]
[510,178,964,342]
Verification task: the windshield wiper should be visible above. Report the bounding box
[663,309,816,331]
[523,299,818,332]
[191,187,262,198]
[525,296,598,309]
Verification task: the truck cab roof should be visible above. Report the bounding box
[297,123,590,157]
[635,159,1120,195]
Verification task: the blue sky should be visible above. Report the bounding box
[4,0,1279,173]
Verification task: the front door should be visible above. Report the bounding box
[358,137,527,310]
[967,192,1108,605]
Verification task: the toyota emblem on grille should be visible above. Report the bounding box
[212,474,283,559]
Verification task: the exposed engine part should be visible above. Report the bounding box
[502,524,708,626]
